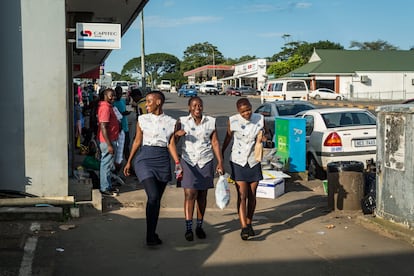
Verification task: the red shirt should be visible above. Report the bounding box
[97,101,120,143]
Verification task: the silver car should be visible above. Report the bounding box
[254,100,316,139]
[295,108,377,179]
[238,86,259,96]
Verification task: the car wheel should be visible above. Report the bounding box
[307,155,326,180]
[314,95,321,100]
[336,96,342,101]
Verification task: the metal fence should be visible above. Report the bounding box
[351,90,414,101]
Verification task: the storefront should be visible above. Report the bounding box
[221,59,268,90]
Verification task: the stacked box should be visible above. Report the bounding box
[257,178,285,199]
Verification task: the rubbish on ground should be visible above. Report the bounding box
[56,248,65,252]
[326,224,335,229]
[59,224,76,231]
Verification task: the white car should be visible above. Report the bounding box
[200,84,219,95]
[295,108,376,179]
[309,88,345,100]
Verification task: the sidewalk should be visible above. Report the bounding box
[2,174,414,275]
[37,176,414,275]
[100,175,414,246]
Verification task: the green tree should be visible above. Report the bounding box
[181,42,225,72]
[349,40,398,50]
[267,40,344,78]
[271,40,343,62]
[237,55,258,63]
[267,54,307,78]
[271,41,302,62]
[109,72,122,81]
[121,53,180,86]
[297,40,344,59]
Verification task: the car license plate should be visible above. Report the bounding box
[354,139,376,147]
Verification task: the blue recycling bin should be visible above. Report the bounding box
[274,117,306,172]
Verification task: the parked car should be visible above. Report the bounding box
[261,79,309,103]
[178,84,198,97]
[254,100,316,140]
[239,86,259,96]
[200,84,219,95]
[295,108,377,179]
[157,80,172,92]
[309,88,345,100]
[225,86,241,96]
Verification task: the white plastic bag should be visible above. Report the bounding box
[215,173,230,210]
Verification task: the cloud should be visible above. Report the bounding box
[294,2,312,9]
[146,15,222,28]
[244,4,280,13]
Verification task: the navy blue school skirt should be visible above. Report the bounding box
[230,161,263,183]
[133,146,172,183]
[181,159,214,190]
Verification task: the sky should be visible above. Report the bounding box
[104,0,414,74]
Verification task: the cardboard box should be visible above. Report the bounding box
[257,178,285,199]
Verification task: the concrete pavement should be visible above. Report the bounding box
[3,175,413,275]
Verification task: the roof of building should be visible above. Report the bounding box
[288,49,414,77]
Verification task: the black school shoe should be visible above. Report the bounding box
[240,227,249,240]
[185,230,194,241]
[195,227,206,239]
[147,234,163,246]
[247,224,255,237]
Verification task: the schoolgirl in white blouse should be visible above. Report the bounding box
[222,98,264,241]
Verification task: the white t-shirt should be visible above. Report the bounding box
[138,113,176,147]
[180,115,216,168]
[229,113,264,167]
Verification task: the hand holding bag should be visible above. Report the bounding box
[215,173,230,210]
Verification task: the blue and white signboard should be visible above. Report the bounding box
[76,23,121,49]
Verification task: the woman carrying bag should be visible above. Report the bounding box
[222,98,265,240]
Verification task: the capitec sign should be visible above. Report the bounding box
[76,23,121,49]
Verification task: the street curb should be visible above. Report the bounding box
[356,215,414,246]
[310,100,377,111]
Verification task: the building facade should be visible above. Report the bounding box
[288,49,414,100]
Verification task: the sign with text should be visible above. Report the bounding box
[76,23,121,49]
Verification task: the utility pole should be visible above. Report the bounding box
[140,11,146,89]
[208,45,215,80]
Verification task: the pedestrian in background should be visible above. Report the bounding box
[97,88,120,196]
[74,95,83,148]
[222,98,264,240]
[113,86,131,172]
[170,96,224,241]
[123,91,180,246]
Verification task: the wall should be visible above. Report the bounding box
[0,0,26,192]
[339,72,414,100]
[233,59,267,89]
[16,0,68,196]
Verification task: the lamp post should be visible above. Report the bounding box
[208,45,215,80]
[140,11,146,89]
[212,48,215,79]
